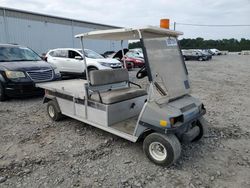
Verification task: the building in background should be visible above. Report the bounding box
[0,6,126,54]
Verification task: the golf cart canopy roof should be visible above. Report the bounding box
[75,26,183,40]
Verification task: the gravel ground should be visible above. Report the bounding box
[0,55,250,188]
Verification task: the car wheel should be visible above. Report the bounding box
[143,133,181,166]
[183,56,186,61]
[82,67,98,79]
[0,82,7,101]
[198,57,203,61]
[88,67,98,72]
[47,100,63,121]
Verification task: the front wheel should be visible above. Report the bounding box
[87,67,98,72]
[198,57,203,61]
[143,133,181,166]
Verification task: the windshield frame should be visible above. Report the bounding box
[142,36,190,99]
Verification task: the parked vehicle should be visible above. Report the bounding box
[125,51,145,67]
[110,49,144,69]
[196,50,212,60]
[182,50,209,61]
[129,48,144,58]
[38,26,207,166]
[201,49,214,56]
[102,51,115,58]
[210,48,222,55]
[46,48,122,76]
[0,44,61,101]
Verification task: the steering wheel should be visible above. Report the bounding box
[136,65,147,79]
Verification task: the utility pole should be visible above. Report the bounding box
[174,22,176,30]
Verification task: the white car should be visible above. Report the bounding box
[210,48,222,55]
[46,48,122,76]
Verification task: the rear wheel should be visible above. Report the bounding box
[0,82,7,101]
[47,100,63,121]
[143,133,181,166]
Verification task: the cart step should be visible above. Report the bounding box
[110,116,138,135]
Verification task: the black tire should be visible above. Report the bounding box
[0,82,7,101]
[143,133,181,166]
[88,67,98,72]
[183,56,186,61]
[192,117,208,142]
[84,67,98,79]
[47,100,63,121]
[198,57,203,61]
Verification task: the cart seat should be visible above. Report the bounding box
[90,87,147,104]
[89,69,147,104]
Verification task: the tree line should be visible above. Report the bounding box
[129,38,250,52]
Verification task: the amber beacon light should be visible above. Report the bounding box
[160,19,170,29]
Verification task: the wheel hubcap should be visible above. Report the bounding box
[48,105,55,118]
[149,142,167,161]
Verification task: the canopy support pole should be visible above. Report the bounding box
[80,37,90,86]
[121,40,127,69]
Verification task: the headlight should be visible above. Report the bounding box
[5,71,26,79]
[53,67,60,74]
[99,62,111,67]
[135,59,142,63]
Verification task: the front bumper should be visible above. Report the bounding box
[4,82,44,97]
[4,76,61,97]
[167,109,206,133]
[139,109,206,142]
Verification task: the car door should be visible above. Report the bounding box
[186,51,193,60]
[48,50,68,72]
[67,50,85,73]
[191,51,198,60]
[46,50,61,71]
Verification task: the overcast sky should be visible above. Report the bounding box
[1,0,250,39]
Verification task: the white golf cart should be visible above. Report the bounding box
[37,26,207,166]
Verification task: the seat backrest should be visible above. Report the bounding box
[89,68,129,86]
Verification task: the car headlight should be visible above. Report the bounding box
[98,62,111,67]
[53,67,60,74]
[135,59,143,63]
[5,71,26,79]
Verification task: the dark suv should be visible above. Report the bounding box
[182,50,210,61]
[0,44,61,101]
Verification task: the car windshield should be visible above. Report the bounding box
[77,49,104,59]
[126,51,141,58]
[0,46,41,62]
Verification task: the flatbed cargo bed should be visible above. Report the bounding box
[37,79,87,99]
